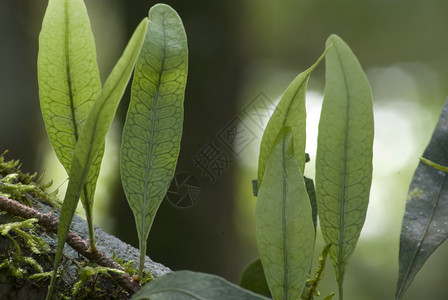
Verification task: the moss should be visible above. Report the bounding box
[0,151,61,209]
[112,252,153,285]
[0,153,68,296]
[0,219,50,281]
[0,153,137,299]
[408,187,424,202]
[72,264,126,297]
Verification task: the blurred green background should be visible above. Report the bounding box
[1,0,448,299]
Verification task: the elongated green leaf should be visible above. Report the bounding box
[46,18,148,300]
[38,0,101,170]
[257,48,329,188]
[37,0,103,246]
[239,258,271,298]
[396,99,448,299]
[131,271,270,300]
[315,34,373,298]
[255,127,315,300]
[120,4,188,276]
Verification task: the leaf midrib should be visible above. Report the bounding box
[64,1,94,231]
[281,75,308,129]
[335,47,350,288]
[142,12,168,233]
[64,0,79,142]
[281,139,288,300]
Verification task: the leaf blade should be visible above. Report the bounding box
[315,34,374,296]
[255,127,315,300]
[37,0,103,246]
[120,4,188,276]
[257,48,328,188]
[46,18,148,300]
[131,271,270,300]
[396,99,448,299]
[38,0,101,171]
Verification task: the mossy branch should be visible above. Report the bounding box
[0,194,141,295]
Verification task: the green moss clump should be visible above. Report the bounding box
[112,252,153,285]
[0,152,135,298]
[0,151,61,208]
[0,218,50,281]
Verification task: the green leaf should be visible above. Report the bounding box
[257,48,329,188]
[120,4,188,277]
[38,0,101,170]
[37,0,103,248]
[46,18,148,300]
[239,258,271,298]
[131,271,270,300]
[315,34,374,298]
[255,127,315,300]
[396,99,448,299]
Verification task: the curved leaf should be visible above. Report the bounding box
[131,271,270,300]
[120,4,188,276]
[396,99,448,299]
[37,0,103,247]
[257,48,329,188]
[46,18,148,300]
[255,127,315,300]
[315,34,374,298]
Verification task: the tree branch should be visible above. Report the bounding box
[0,194,141,295]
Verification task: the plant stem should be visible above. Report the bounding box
[138,239,146,279]
[339,283,343,300]
[82,185,97,253]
